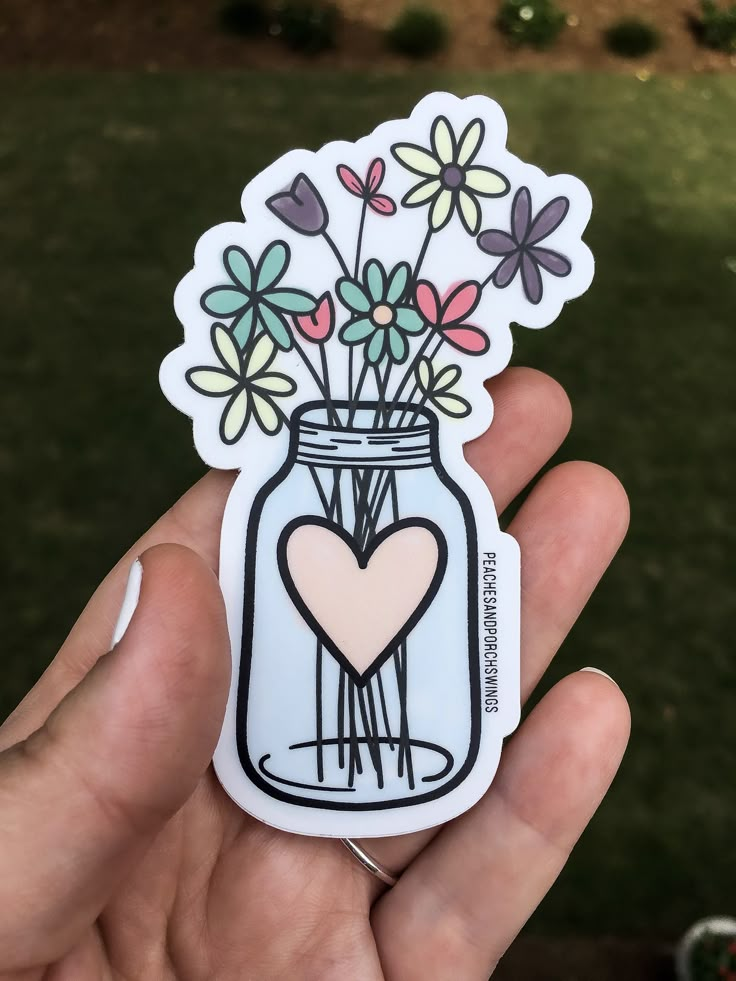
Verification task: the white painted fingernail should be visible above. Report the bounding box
[580,666,618,687]
[112,559,143,647]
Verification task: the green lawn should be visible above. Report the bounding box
[1,71,734,939]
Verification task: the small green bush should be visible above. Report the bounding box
[697,0,736,52]
[387,6,450,58]
[273,1,338,54]
[604,17,661,57]
[495,0,566,49]
[218,0,269,37]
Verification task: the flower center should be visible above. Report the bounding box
[441,164,464,189]
[371,303,394,326]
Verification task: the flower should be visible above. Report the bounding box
[200,241,316,351]
[391,116,509,235]
[415,357,471,419]
[338,260,424,365]
[477,186,572,305]
[266,173,328,236]
[294,292,335,343]
[336,158,396,215]
[186,324,296,442]
[415,280,490,355]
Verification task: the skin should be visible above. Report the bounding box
[0,368,631,981]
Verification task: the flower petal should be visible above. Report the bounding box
[211,323,241,374]
[247,332,277,376]
[395,306,425,334]
[492,251,522,289]
[458,190,481,235]
[340,316,375,344]
[251,392,281,435]
[365,259,385,302]
[388,326,408,363]
[295,292,335,342]
[368,194,396,215]
[258,304,293,350]
[457,118,484,167]
[391,144,442,177]
[367,330,386,364]
[433,393,472,418]
[441,282,480,325]
[442,325,490,355]
[431,116,456,165]
[529,247,572,277]
[337,164,364,196]
[416,355,433,393]
[477,229,517,255]
[526,196,570,245]
[429,189,454,231]
[366,158,385,191]
[224,246,254,290]
[521,253,543,304]
[402,178,442,207]
[415,281,440,324]
[433,364,461,392]
[221,388,250,443]
[337,277,371,313]
[256,241,289,290]
[386,262,410,303]
[186,368,240,396]
[512,187,532,242]
[250,372,296,395]
[201,286,248,318]
[232,305,255,347]
[265,288,316,314]
[464,166,509,197]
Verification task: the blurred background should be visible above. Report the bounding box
[1,1,734,978]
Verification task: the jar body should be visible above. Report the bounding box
[236,403,480,811]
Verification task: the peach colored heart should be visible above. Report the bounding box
[285,522,440,678]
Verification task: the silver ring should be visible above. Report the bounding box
[341,838,399,887]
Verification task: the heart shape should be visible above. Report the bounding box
[266,173,327,236]
[278,517,447,684]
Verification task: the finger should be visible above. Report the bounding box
[0,544,230,970]
[372,670,631,980]
[0,468,235,747]
[353,460,629,883]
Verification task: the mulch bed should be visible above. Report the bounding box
[0,0,734,72]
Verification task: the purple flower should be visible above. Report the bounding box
[266,173,328,236]
[477,187,572,305]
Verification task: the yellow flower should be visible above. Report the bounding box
[391,115,509,234]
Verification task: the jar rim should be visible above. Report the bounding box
[293,400,433,435]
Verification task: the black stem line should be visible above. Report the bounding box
[412,226,434,283]
[307,464,330,514]
[389,473,414,785]
[396,335,444,427]
[385,330,436,421]
[291,335,340,426]
[366,680,385,766]
[319,344,338,425]
[354,199,368,278]
[337,668,345,769]
[357,685,384,789]
[348,680,363,782]
[322,230,350,277]
[376,671,395,751]
[347,358,370,425]
[315,644,324,782]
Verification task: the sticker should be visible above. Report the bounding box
[160,92,593,837]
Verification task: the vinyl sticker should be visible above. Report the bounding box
[160,92,594,837]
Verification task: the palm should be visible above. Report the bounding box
[0,370,630,981]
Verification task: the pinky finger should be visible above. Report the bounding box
[372,670,631,981]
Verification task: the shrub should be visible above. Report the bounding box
[273,1,338,54]
[604,17,661,57]
[495,0,566,49]
[218,0,269,37]
[387,6,450,58]
[697,0,736,52]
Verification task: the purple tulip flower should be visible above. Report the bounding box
[266,173,329,236]
[477,186,572,305]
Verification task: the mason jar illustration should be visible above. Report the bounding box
[236,399,481,810]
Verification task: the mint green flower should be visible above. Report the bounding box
[200,241,316,351]
[337,260,425,365]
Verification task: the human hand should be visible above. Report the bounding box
[0,368,630,981]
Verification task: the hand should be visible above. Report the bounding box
[0,368,630,981]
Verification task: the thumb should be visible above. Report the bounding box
[0,543,230,970]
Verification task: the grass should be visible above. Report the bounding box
[1,71,735,939]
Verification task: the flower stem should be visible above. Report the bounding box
[291,336,339,426]
[385,330,436,420]
[322,230,350,278]
[354,199,368,278]
[412,226,433,283]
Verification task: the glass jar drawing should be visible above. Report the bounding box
[236,399,481,811]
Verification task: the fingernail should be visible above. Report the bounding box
[580,666,619,687]
[112,559,143,647]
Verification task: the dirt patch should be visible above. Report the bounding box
[0,0,734,72]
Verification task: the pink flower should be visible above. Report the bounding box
[294,292,335,343]
[415,280,489,355]
[336,158,396,215]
